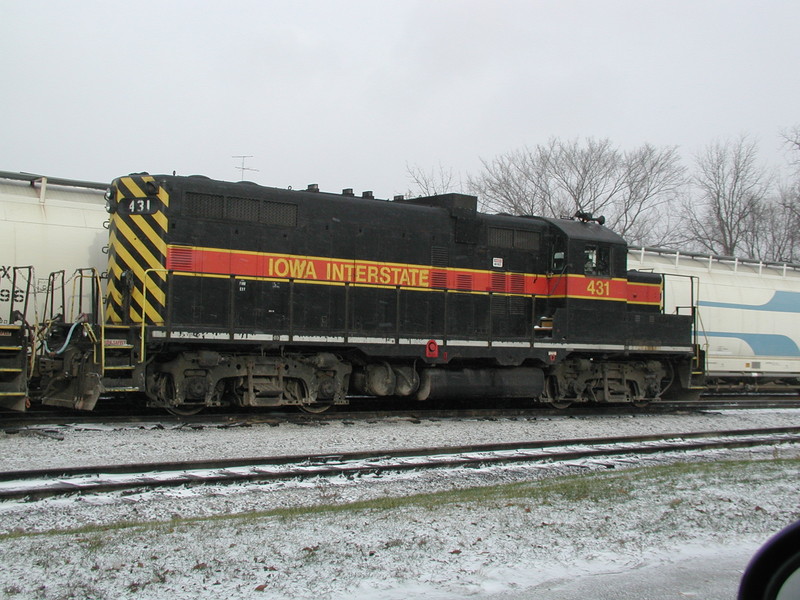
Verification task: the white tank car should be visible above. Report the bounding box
[628,246,800,390]
[0,172,107,325]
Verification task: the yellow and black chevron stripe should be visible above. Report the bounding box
[106,175,169,324]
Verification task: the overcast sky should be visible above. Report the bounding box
[1,0,798,198]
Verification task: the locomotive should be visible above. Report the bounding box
[3,173,703,414]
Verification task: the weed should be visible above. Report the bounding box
[315,480,341,503]
[2,457,796,544]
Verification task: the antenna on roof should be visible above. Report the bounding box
[232,155,259,180]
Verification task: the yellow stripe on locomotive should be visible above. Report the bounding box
[105,174,169,325]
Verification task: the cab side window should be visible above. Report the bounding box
[552,251,565,272]
[551,238,567,272]
[584,245,610,276]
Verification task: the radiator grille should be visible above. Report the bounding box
[185,192,224,219]
[183,192,297,226]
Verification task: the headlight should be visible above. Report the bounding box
[104,187,117,214]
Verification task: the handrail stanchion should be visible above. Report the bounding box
[140,269,169,364]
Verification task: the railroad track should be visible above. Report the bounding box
[2,426,798,501]
[3,396,799,429]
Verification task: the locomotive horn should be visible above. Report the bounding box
[574,211,606,225]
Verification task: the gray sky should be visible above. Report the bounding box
[2,0,798,197]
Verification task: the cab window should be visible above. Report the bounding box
[584,245,610,276]
[551,237,567,272]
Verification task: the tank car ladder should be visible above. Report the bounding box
[0,267,34,411]
[685,277,707,392]
[671,274,707,395]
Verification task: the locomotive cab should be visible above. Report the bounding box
[538,217,629,345]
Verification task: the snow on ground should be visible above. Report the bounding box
[2,409,799,472]
[0,409,798,599]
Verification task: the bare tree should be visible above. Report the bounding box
[777,127,800,261]
[615,145,687,245]
[755,192,799,262]
[405,163,462,197]
[548,138,626,217]
[468,137,686,245]
[782,125,800,165]
[684,136,771,257]
[467,147,554,214]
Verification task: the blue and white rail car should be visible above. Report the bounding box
[628,247,800,391]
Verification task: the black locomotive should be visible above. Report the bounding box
[28,173,703,414]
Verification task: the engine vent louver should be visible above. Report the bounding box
[491,273,506,292]
[431,246,448,267]
[167,246,194,271]
[430,246,449,289]
[456,274,473,290]
[509,274,525,293]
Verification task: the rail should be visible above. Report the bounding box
[1,426,797,500]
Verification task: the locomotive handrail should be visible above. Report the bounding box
[68,268,103,325]
[75,268,105,372]
[140,268,169,363]
[8,266,33,325]
[137,270,539,348]
[43,270,66,324]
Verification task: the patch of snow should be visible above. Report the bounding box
[0,409,798,599]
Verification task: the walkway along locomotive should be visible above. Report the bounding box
[6,174,704,413]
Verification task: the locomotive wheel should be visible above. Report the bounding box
[658,362,675,398]
[298,402,333,414]
[628,381,650,408]
[548,399,573,409]
[543,375,571,409]
[283,379,332,413]
[157,373,205,416]
[165,404,204,417]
